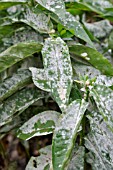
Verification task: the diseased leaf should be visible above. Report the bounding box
[0,87,44,127]
[52,99,88,170]
[0,41,42,73]
[35,0,93,47]
[26,145,51,170]
[90,85,113,132]
[85,111,113,170]
[70,44,113,76]
[68,146,85,170]
[29,67,51,92]
[0,69,32,102]
[17,111,60,140]
[42,37,73,111]
[0,0,27,10]
[12,6,53,33]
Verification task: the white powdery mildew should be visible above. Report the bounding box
[81,52,88,57]
[19,111,60,134]
[42,37,73,110]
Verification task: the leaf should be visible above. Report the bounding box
[13,6,53,33]
[52,99,88,170]
[84,20,112,39]
[0,87,44,127]
[69,44,113,76]
[0,0,27,10]
[26,145,51,170]
[0,41,42,73]
[90,85,113,132]
[17,111,60,140]
[68,146,85,170]
[0,69,32,102]
[85,111,113,170]
[29,67,51,92]
[35,0,93,47]
[42,37,73,111]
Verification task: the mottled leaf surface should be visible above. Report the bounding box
[0,41,42,73]
[17,111,60,140]
[68,146,85,170]
[0,69,32,102]
[52,99,88,170]
[70,44,113,76]
[0,88,44,127]
[26,145,51,170]
[0,0,27,10]
[29,67,51,92]
[90,85,113,132]
[85,111,113,170]
[36,0,93,46]
[41,37,73,111]
[13,7,53,33]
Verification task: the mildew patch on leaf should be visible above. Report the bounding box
[36,0,93,46]
[85,111,113,170]
[17,111,60,140]
[42,37,73,111]
[29,67,51,92]
[52,99,88,170]
[0,88,44,127]
[90,85,113,132]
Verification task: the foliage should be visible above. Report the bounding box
[0,0,113,169]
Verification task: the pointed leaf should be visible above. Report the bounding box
[29,67,51,92]
[90,85,113,132]
[36,0,93,47]
[85,111,113,170]
[41,37,73,111]
[0,0,27,10]
[0,88,44,127]
[26,145,51,170]
[0,41,42,73]
[69,44,113,76]
[0,69,32,102]
[17,111,60,140]
[52,99,88,170]
[68,146,85,170]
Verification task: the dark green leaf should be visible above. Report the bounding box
[17,111,60,140]
[0,0,27,10]
[70,44,113,76]
[0,41,42,73]
[0,69,32,102]
[52,99,88,170]
[0,87,44,126]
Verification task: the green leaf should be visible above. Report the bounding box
[0,0,27,10]
[0,41,42,73]
[0,87,44,127]
[42,37,73,111]
[69,44,113,76]
[35,0,93,47]
[68,146,85,170]
[52,99,88,170]
[26,145,51,170]
[90,85,113,132]
[12,6,53,33]
[29,67,51,92]
[85,111,113,170]
[0,69,32,102]
[17,111,60,140]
